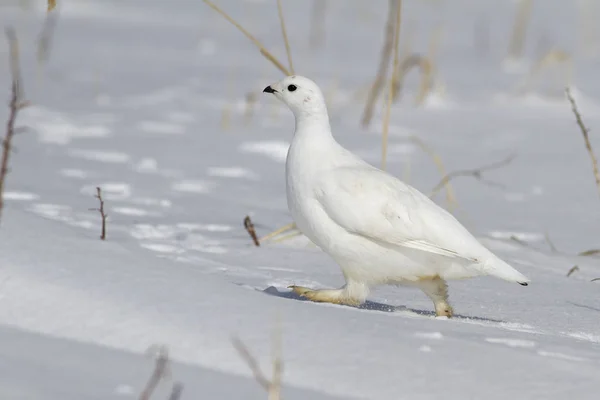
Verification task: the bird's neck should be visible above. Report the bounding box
[292,111,335,147]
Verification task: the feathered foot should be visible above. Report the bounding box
[288,285,363,307]
[417,276,454,318]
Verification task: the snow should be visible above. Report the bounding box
[0,0,599,399]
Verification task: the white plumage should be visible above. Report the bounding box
[263,75,529,317]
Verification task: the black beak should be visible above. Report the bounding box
[263,85,276,94]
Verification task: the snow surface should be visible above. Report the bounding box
[0,0,599,398]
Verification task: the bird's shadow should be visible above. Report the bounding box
[262,286,503,323]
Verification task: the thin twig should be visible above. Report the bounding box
[90,187,108,240]
[138,347,170,400]
[268,315,283,400]
[565,87,600,198]
[409,136,457,208]
[544,232,558,252]
[0,28,29,226]
[429,154,516,198]
[232,323,283,400]
[202,0,290,75]
[231,337,271,391]
[361,0,398,128]
[578,249,600,256]
[381,0,402,170]
[244,215,260,247]
[276,0,294,75]
[506,0,533,60]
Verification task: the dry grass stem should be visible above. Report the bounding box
[566,265,579,277]
[167,383,184,400]
[565,87,600,198]
[202,0,290,75]
[517,49,572,95]
[361,0,399,128]
[244,92,258,125]
[392,54,434,106]
[507,0,533,60]
[138,346,170,400]
[258,222,297,243]
[231,337,272,391]
[276,0,294,74]
[381,0,402,171]
[429,154,516,198]
[410,136,457,208]
[591,277,600,282]
[269,230,302,244]
[0,28,29,226]
[578,249,600,256]
[544,232,557,252]
[48,0,56,11]
[244,215,260,247]
[309,0,328,50]
[36,8,58,85]
[90,187,108,240]
[232,323,283,399]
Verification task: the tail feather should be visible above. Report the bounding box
[485,256,530,286]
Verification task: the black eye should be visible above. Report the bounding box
[287,84,297,92]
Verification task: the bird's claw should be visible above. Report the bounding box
[288,285,313,297]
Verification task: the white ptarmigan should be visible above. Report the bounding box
[263,75,530,317]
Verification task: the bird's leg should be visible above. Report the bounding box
[289,281,369,307]
[417,276,454,317]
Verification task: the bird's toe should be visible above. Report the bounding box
[435,303,454,318]
[288,285,313,297]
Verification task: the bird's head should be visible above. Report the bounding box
[263,75,327,118]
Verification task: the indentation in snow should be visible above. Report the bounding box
[176,223,231,232]
[114,384,135,396]
[3,192,39,201]
[113,207,153,217]
[537,351,586,362]
[60,168,89,179]
[172,180,215,194]
[239,141,289,163]
[24,107,112,145]
[69,149,131,164]
[133,158,159,173]
[415,332,444,340]
[129,197,172,208]
[207,167,260,180]
[566,332,600,343]
[140,243,183,254]
[485,338,536,348]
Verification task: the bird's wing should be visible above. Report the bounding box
[315,166,482,262]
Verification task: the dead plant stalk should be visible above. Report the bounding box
[92,187,108,240]
[565,87,600,198]
[0,28,29,226]
[202,0,290,75]
[138,347,170,400]
[232,322,283,400]
[276,0,294,74]
[361,0,400,128]
[244,215,260,246]
[381,0,402,170]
